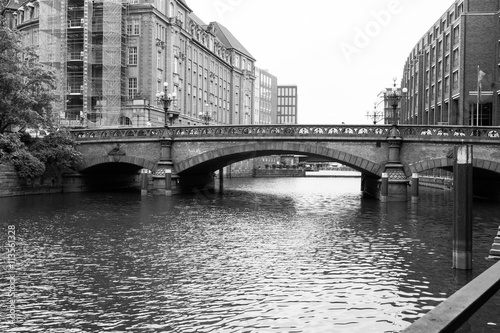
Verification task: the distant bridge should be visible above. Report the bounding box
[68,124,500,200]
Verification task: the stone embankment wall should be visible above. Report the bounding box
[0,164,63,197]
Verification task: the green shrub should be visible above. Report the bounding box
[11,149,45,182]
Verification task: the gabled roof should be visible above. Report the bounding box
[188,12,207,28]
[177,0,192,12]
[211,22,254,60]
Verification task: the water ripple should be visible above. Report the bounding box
[1,178,500,332]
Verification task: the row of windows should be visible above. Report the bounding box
[278,97,297,106]
[277,116,297,125]
[278,107,297,115]
[426,2,463,44]
[278,87,297,96]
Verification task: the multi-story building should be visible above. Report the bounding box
[2,0,256,127]
[277,85,298,124]
[254,67,278,124]
[401,0,500,126]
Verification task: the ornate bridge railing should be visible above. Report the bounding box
[71,127,171,141]
[170,125,391,138]
[70,125,500,142]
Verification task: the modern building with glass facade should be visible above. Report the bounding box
[2,0,256,127]
[401,0,500,126]
[277,85,298,124]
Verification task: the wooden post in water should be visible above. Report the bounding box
[453,145,473,270]
[411,173,419,204]
[165,169,172,197]
[140,169,149,196]
[380,173,389,202]
[219,168,224,195]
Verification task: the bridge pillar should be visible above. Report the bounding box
[152,139,179,195]
[383,126,409,202]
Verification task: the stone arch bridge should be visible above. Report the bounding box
[69,124,500,201]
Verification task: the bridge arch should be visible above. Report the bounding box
[78,155,157,173]
[408,157,500,175]
[174,142,384,176]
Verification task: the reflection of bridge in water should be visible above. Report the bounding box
[69,124,500,201]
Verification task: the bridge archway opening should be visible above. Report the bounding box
[174,146,384,196]
[409,157,500,201]
[75,157,155,193]
[176,149,381,178]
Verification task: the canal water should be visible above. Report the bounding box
[1,177,499,332]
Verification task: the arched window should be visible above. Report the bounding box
[169,2,175,17]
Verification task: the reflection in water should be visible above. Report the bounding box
[0,177,499,332]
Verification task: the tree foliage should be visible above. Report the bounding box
[0,19,57,134]
[0,20,82,183]
[0,131,82,183]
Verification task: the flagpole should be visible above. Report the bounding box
[477,65,480,126]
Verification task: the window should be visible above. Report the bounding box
[128,78,138,99]
[127,19,140,35]
[452,71,459,89]
[169,2,174,17]
[128,47,137,65]
[452,49,459,68]
[453,25,460,45]
[157,51,162,69]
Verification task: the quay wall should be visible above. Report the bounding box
[0,164,63,197]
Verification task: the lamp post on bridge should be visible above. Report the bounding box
[199,103,215,125]
[379,77,410,202]
[384,77,408,125]
[366,102,384,124]
[156,81,178,127]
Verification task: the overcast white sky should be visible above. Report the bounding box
[185,0,455,124]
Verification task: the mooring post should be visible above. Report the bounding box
[453,145,473,270]
[165,169,172,197]
[380,173,389,202]
[219,168,224,195]
[140,169,148,196]
[411,173,419,204]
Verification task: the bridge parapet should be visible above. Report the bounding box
[171,125,391,139]
[71,127,171,141]
[70,125,500,143]
[399,125,500,142]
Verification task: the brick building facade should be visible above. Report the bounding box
[401,0,500,126]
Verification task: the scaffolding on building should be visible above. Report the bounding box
[37,0,127,128]
[38,0,67,125]
[88,0,126,127]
